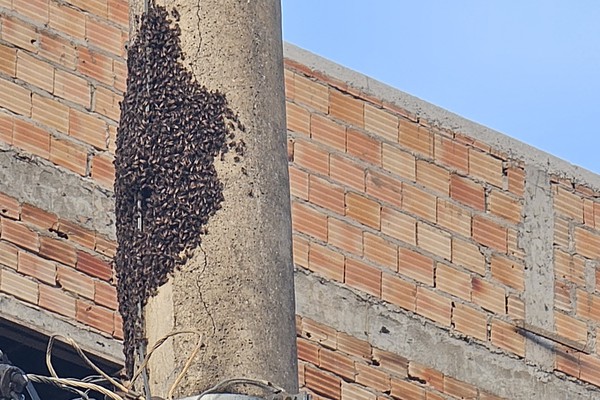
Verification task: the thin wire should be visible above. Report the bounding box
[27,375,125,400]
[45,334,133,396]
[199,378,285,398]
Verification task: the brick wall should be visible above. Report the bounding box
[0,0,125,340]
[2,1,600,398]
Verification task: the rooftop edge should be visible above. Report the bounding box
[283,42,600,192]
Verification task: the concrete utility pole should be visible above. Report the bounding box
[125,0,297,397]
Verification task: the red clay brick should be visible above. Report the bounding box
[489,190,521,224]
[39,32,77,69]
[0,269,38,304]
[408,362,443,391]
[436,263,471,301]
[57,265,94,299]
[293,140,329,175]
[555,344,580,379]
[553,217,570,250]
[297,337,320,364]
[328,218,362,256]
[49,1,86,39]
[309,242,345,282]
[311,114,346,151]
[330,154,365,192]
[16,51,54,92]
[443,376,478,400]
[345,192,380,229]
[0,44,17,76]
[13,119,50,158]
[366,170,402,207]
[417,222,451,261]
[576,289,600,322]
[399,119,433,158]
[452,303,487,341]
[76,300,114,334]
[95,235,116,258]
[450,174,484,211]
[57,219,95,249]
[86,16,122,55]
[490,255,524,291]
[68,0,108,18]
[342,383,376,400]
[0,113,13,144]
[78,48,113,85]
[337,332,371,360]
[18,251,56,284]
[364,104,398,142]
[294,74,329,113]
[507,166,525,197]
[390,378,426,400]
[91,152,115,189]
[39,236,77,266]
[108,0,128,27]
[416,161,450,196]
[372,348,408,377]
[289,166,309,200]
[54,69,91,107]
[574,226,600,260]
[580,353,600,386]
[402,184,436,223]
[472,277,505,314]
[364,232,397,271]
[397,247,434,285]
[345,257,382,297]
[113,57,126,90]
[584,199,595,228]
[13,0,49,24]
[507,295,525,321]
[1,17,38,52]
[356,363,391,392]
[302,318,337,349]
[39,284,76,317]
[113,312,123,339]
[451,238,485,275]
[305,365,341,400]
[0,242,18,270]
[1,218,39,252]
[434,135,468,173]
[50,136,88,176]
[347,129,381,166]
[31,94,69,133]
[292,202,327,241]
[0,193,19,220]
[555,311,587,345]
[416,287,451,326]
[0,78,32,116]
[292,235,309,268]
[469,149,503,188]
[554,185,583,222]
[284,70,295,99]
[555,281,572,312]
[491,319,524,357]
[382,143,415,181]
[320,348,355,381]
[286,102,310,135]
[21,203,58,230]
[69,108,107,149]
[76,250,111,280]
[381,207,416,246]
[472,215,507,253]
[555,249,585,286]
[382,272,416,312]
[436,199,471,238]
[94,280,117,309]
[93,86,121,121]
[330,90,364,128]
[309,175,345,215]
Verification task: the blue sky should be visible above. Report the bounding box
[282,1,600,173]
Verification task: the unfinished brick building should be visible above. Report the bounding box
[1,1,600,399]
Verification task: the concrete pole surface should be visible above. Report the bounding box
[127,0,297,397]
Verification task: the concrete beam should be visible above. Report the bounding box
[0,293,123,365]
[295,270,600,400]
[0,149,115,240]
[283,43,600,190]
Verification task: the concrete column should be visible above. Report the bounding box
[126,0,297,397]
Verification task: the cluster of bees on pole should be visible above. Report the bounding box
[114,1,244,375]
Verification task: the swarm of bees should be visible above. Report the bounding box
[114,1,243,375]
